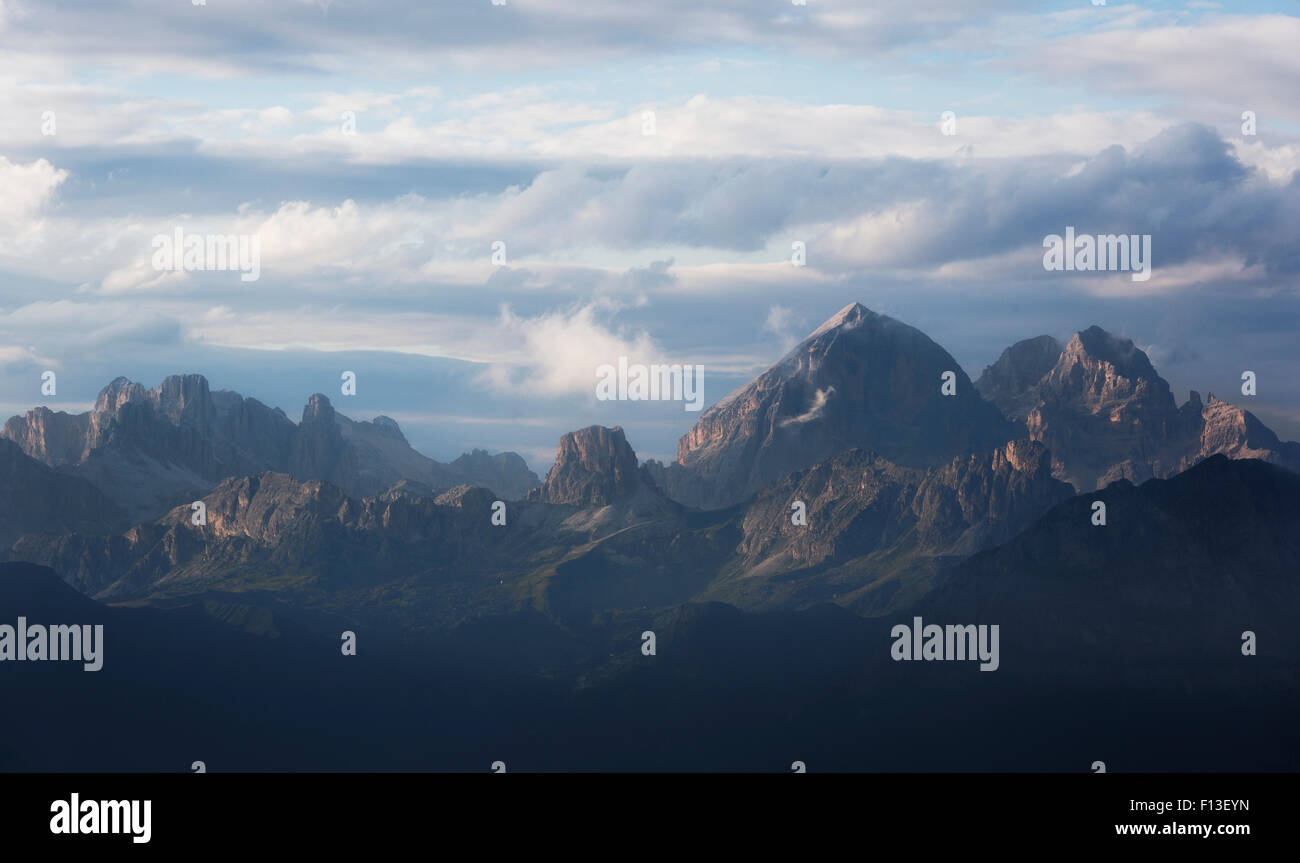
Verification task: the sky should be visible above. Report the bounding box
[2,0,1298,473]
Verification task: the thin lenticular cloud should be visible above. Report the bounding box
[0,0,1040,74]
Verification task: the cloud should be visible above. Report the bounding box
[1232,139,1300,187]
[11,122,1298,310]
[1025,15,1300,124]
[0,301,182,363]
[479,302,663,399]
[0,156,67,250]
[0,344,55,371]
[1,0,1295,466]
[762,304,803,354]
[811,124,1300,290]
[0,0,1038,77]
[0,84,1180,166]
[779,386,834,427]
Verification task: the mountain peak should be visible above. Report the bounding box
[974,335,1064,422]
[532,425,641,506]
[2,374,543,520]
[154,373,214,425]
[666,306,1017,509]
[807,302,873,340]
[444,449,540,499]
[369,415,406,443]
[1067,326,1158,381]
[91,374,215,424]
[94,376,148,414]
[302,393,335,424]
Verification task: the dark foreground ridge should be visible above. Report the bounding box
[2,455,1296,771]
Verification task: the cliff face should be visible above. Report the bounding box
[664,303,1017,509]
[979,327,1300,490]
[530,426,642,507]
[974,334,1063,422]
[2,375,539,522]
[1189,394,1300,470]
[1025,327,1188,489]
[289,393,357,492]
[913,438,1076,553]
[2,406,91,466]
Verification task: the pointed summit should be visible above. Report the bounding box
[1039,326,1173,417]
[1025,325,1182,489]
[290,394,349,484]
[301,393,336,424]
[1067,326,1159,382]
[662,303,1017,509]
[807,302,873,340]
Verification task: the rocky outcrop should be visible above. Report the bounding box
[974,335,1063,422]
[662,303,1018,509]
[4,375,298,521]
[1188,394,1300,470]
[2,406,91,467]
[978,326,1300,490]
[913,439,1075,554]
[1025,327,1188,489]
[289,394,354,489]
[433,484,499,511]
[380,479,439,501]
[530,426,643,507]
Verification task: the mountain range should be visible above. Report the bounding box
[5,301,1296,624]
[975,325,1300,490]
[2,374,540,524]
[2,301,1297,770]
